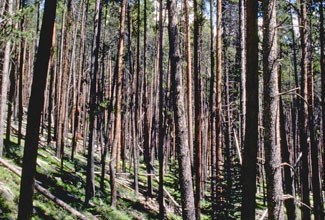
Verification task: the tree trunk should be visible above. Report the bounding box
[110,0,127,208]
[193,0,203,218]
[167,0,195,219]
[241,0,259,219]
[85,0,102,205]
[213,0,223,218]
[71,0,89,160]
[6,47,16,145]
[0,158,89,220]
[262,1,284,218]
[319,0,325,200]
[239,0,246,145]
[56,0,72,164]
[209,0,217,217]
[158,0,166,217]
[134,0,141,196]
[17,0,57,218]
[279,95,297,219]
[279,55,297,220]
[142,0,153,197]
[184,0,193,166]
[298,1,311,219]
[47,24,56,145]
[17,0,26,147]
[0,0,13,157]
[307,35,324,220]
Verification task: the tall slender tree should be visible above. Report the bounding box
[193,0,203,218]
[17,0,58,218]
[209,0,217,216]
[241,0,259,219]
[158,0,166,217]
[167,0,195,219]
[56,0,73,164]
[17,0,26,147]
[110,0,127,208]
[6,46,16,144]
[298,1,311,219]
[280,97,297,220]
[47,23,56,145]
[262,0,284,218]
[307,14,323,218]
[0,0,14,157]
[319,0,325,196]
[142,0,153,197]
[184,0,193,166]
[279,53,297,220]
[85,0,103,205]
[71,0,89,160]
[213,0,224,217]
[134,0,141,196]
[239,0,246,144]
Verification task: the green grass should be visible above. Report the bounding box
[0,166,20,219]
[0,138,165,219]
[2,134,256,219]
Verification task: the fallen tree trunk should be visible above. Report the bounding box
[0,158,91,220]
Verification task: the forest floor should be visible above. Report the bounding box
[0,118,206,219]
[0,119,267,219]
[0,140,183,219]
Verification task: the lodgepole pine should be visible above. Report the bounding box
[298,1,311,219]
[158,0,166,217]
[110,0,127,208]
[262,0,284,218]
[168,0,195,218]
[17,0,57,218]
[0,0,13,157]
[85,0,103,205]
[241,0,259,219]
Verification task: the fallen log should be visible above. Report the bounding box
[0,158,91,220]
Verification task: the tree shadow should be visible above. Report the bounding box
[35,172,84,210]
[3,139,23,167]
[120,197,158,219]
[33,206,56,220]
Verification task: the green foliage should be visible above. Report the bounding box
[102,208,130,220]
[33,194,77,220]
[0,4,37,43]
[98,98,111,110]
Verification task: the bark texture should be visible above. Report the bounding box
[85,0,102,205]
[17,0,57,218]
[110,0,127,208]
[0,0,13,157]
[241,0,259,219]
[168,0,195,219]
[298,1,311,219]
[262,0,284,218]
